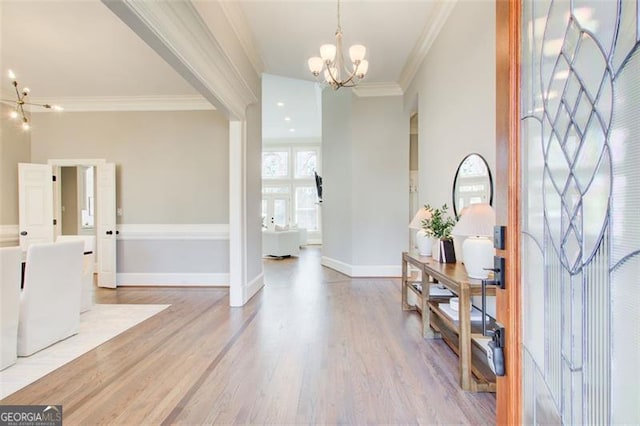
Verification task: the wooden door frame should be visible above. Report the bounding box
[495,0,522,424]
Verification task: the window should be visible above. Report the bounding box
[295,150,317,178]
[262,151,289,178]
[261,144,321,240]
[295,186,319,231]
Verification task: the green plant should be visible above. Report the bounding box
[421,204,456,240]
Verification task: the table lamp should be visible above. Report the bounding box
[409,207,433,256]
[451,203,495,279]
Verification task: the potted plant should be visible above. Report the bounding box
[421,204,457,263]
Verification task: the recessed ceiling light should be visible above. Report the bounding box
[284,117,291,121]
[289,128,295,132]
[277,102,284,107]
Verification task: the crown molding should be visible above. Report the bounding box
[219,1,265,78]
[398,0,458,91]
[28,95,215,112]
[103,0,260,120]
[352,82,403,98]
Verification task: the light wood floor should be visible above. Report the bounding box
[2,247,495,424]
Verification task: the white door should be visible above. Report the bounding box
[262,195,290,228]
[96,163,117,288]
[521,2,639,424]
[18,163,54,250]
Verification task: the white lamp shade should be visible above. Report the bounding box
[409,207,432,230]
[320,44,337,62]
[462,236,494,279]
[452,203,495,237]
[308,57,324,74]
[356,59,369,77]
[349,44,366,62]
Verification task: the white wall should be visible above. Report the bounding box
[245,100,264,292]
[404,0,496,314]
[30,109,231,285]
[322,89,353,266]
[322,90,409,276]
[409,0,496,209]
[0,104,30,246]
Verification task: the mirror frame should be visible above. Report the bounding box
[452,153,494,217]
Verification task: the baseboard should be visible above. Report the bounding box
[321,256,401,277]
[321,256,353,276]
[116,273,229,286]
[244,272,264,302]
[0,225,19,246]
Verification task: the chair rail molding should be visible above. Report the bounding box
[102,0,261,120]
[0,225,19,245]
[116,224,229,240]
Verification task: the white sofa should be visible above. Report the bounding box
[0,247,22,370]
[57,235,96,312]
[262,230,300,257]
[18,241,84,356]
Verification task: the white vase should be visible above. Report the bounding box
[432,240,441,262]
[415,230,433,256]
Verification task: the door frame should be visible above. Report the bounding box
[495,0,522,424]
[48,158,109,278]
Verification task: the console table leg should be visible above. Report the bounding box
[459,285,472,390]
[401,257,411,310]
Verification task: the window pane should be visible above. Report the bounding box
[295,187,318,230]
[261,200,267,228]
[295,151,317,178]
[262,151,289,178]
[273,199,287,226]
[262,186,290,194]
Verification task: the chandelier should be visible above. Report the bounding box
[307,0,369,90]
[1,70,63,131]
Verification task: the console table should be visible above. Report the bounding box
[401,251,497,392]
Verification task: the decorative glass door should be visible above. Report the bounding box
[521,1,639,423]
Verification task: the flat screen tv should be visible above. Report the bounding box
[314,171,323,203]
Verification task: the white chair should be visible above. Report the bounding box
[262,230,300,257]
[56,235,96,312]
[18,240,84,357]
[0,247,22,370]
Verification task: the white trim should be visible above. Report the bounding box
[31,95,214,112]
[398,0,458,91]
[116,273,229,286]
[244,272,264,301]
[48,159,106,167]
[229,121,245,306]
[219,1,265,77]
[352,82,404,98]
[116,224,229,240]
[307,238,323,245]
[0,225,19,245]
[103,0,258,120]
[321,256,353,276]
[321,256,401,278]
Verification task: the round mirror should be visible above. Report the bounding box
[452,153,493,217]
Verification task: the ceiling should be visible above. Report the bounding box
[1,0,443,138]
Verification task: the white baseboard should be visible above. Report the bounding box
[116,273,229,286]
[244,272,264,302]
[321,256,353,276]
[0,225,19,246]
[321,256,401,278]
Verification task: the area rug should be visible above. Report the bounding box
[0,304,170,399]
